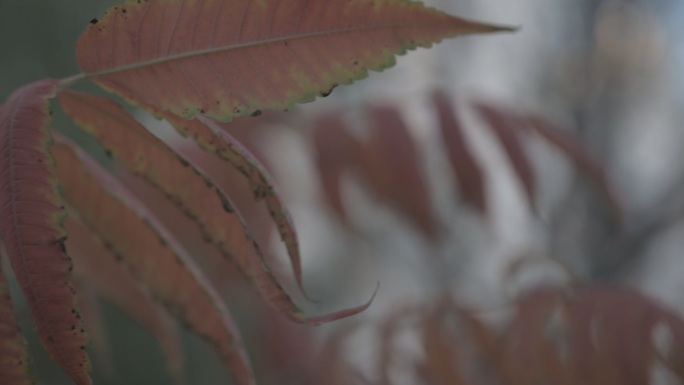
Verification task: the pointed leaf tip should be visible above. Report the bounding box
[305,282,379,326]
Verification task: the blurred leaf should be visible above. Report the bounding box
[361,105,437,238]
[312,112,363,223]
[502,285,684,385]
[475,102,536,213]
[526,116,624,225]
[418,303,470,385]
[433,92,487,214]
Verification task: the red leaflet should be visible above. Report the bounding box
[362,105,438,239]
[66,218,185,384]
[433,92,487,214]
[526,116,624,225]
[475,102,537,213]
[502,286,684,385]
[0,259,32,385]
[0,79,91,385]
[312,112,364,223]
[58,91,307,320]
[53,139,255,385]
[76,0,511,121]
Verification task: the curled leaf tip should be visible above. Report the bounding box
[495,24,521,33]
[305,282,380,326]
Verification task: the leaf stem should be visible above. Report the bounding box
[57,73,88,91]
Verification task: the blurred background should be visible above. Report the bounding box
[2,0,684,384]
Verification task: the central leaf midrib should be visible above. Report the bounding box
[85,23,426,79]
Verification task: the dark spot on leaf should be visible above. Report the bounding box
[320,83,338,97]
[122,8,127,13]
[353,60,359,66]
[90,18,98,24]
[200,108,206,114]
[251,109,262,117]
[56,241,67,253]
[284,40,289,47]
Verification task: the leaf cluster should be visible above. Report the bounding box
[0,1,510,384]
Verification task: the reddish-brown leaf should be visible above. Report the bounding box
[419,304,469,385]
[526,116,624,225]
[163,112,311,297]
[52,138,255,385]
[57,91,308,321]
[433,92,487,214]
[377,306,414,385]
[502,288,574,385]
[503,286,684,385]
[361,105,437,238]
[0,257,32,385]
[70,282,114,377]
[65,217,185,384]
[315,322,363,385]
[312,112,363,223]
[475,103,536,213]
[562,287,674,385]
[75,0,511,121]
[0,79,91,385]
